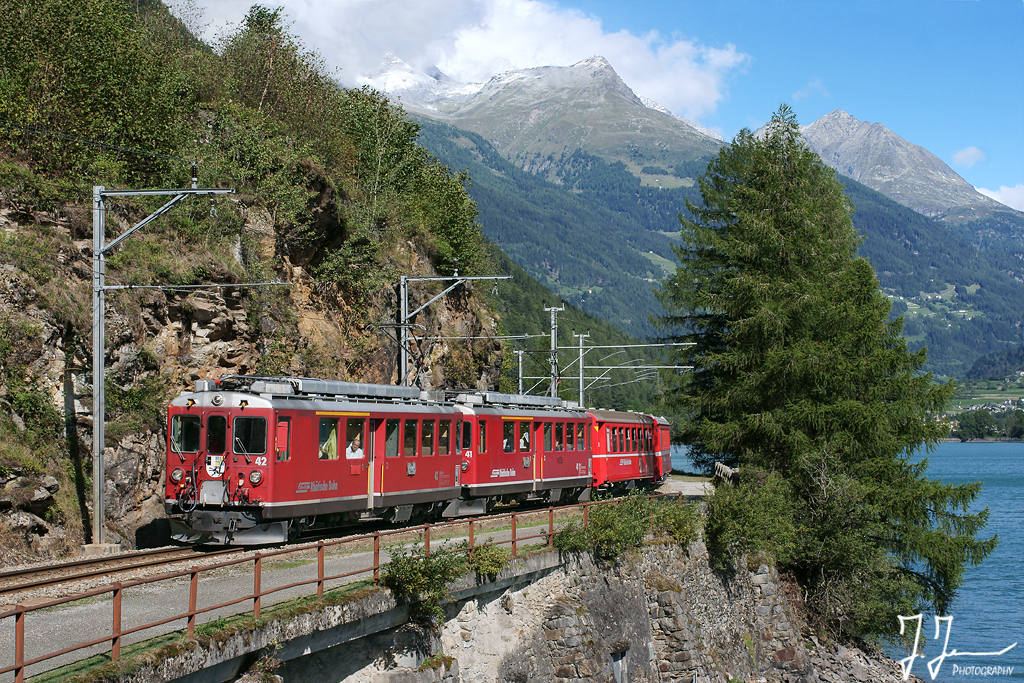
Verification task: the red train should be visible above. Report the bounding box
[165,375,672,544]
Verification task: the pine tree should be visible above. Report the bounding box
[657,105,996,639]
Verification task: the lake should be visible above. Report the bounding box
[671,441,1022,682]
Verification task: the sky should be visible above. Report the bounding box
[185,0,1024,211]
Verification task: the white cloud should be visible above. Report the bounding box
[792,78,829,102]
[182,0,749,122]
[976,184,1024,212]
[953,146,986,168]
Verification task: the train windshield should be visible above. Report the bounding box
[170,415,201,453]
[234,417,267,454]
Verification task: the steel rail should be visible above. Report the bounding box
[0,547,240,599]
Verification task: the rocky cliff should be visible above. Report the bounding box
[0,190,504,557]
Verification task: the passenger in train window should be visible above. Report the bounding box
[346,419,364,459]
[319,418,338,459]
[519,425,530,452]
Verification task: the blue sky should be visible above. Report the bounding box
[191,0,1024,210]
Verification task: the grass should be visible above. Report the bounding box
[641,250,677,276]
[667,472,711,483]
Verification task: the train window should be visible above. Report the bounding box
[460,420,472,451]
[275,418,290,461]
[438,420,451,455]
[404,420,417,457]
[608,427,616,453]
[385,419,400,457]
[318,418,339,460]
[233,417,267,455]
[208,415,226,454]
[585,424,591,450]
[566,423,575,451]
[555,423,564,451]
[345,419,364,459]
[518,423,530,452]
[618,428,625,453]
[626,428,633,453]
[578,423,586,451]
[422,420,435,456]
[543,423,552,452]
[502,421,515,452]
[170,415,201,454]
[478,421,487,454]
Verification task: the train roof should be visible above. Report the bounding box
[185,376,586,413]
[588,409,657,424]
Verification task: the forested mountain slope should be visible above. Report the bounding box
[418,120,1024,379]
[417,119,688,339]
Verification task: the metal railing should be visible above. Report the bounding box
[0,493,687,682]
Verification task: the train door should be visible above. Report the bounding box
[380,415,429,499]
[201,411,229,504]
[517,419,535,490]
[377,417,404,506]
[368,419,382,508]
[271,414,291,505]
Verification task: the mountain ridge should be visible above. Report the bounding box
[799,109,1013,219]
[373,54,721,178]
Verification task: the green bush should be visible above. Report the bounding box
[552,519,589,554]
[468,539,511,577]
[651,497,700,546]
[587,490,652,560]
[703,468,800,568]
[381,542,468,624]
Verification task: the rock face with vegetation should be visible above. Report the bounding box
[0,1,502,557]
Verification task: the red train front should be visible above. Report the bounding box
[165,376,462,544]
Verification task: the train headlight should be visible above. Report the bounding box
[460,461,469,472]
[249,470,263,485]
[171,468,184,483]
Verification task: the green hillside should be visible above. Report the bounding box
[843,178,1024,377]
[417,120,684,339]
[418,120,1024,380]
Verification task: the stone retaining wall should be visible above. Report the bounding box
[275,540,917,683]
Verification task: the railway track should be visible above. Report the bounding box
[0,546,242,601]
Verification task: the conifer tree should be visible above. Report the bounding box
[658,104,996,639]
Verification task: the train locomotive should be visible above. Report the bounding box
[165,375,672,545]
